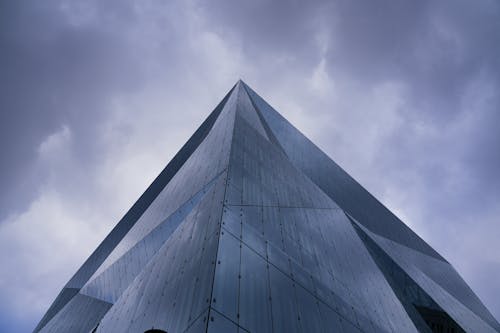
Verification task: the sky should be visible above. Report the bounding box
[1,0,499,332]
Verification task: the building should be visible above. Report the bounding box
[35,81,500,333]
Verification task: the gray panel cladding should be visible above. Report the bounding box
[95,174,227,333]
[243,81,445,261]
[353,219,500,332]
[80,173,223,304]
[34,82,236,333]
[38,294,112,333]
[35,81,500,333]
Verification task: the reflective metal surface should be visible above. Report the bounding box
[35,81,500,333]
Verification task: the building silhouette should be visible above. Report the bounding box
[35,81,500,332]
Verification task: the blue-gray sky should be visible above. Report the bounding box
[1,1,499,332]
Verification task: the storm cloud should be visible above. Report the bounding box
[0,0,499,331]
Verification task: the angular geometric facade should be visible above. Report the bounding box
[35,81,499,333]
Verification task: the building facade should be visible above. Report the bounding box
[35,81,500,333]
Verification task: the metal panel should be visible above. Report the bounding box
[294,284,324,332]
[183,308,209,333]
[239,243,272,333]
[39,294,111,333]
[211,230,241,323]
[268,265,301,333]
[207,309,239,333]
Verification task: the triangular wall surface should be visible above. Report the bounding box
[35,81,500,333]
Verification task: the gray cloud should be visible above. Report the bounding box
[0,1,145,217]
[1,0,499,331]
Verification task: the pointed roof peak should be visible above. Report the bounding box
[236,79,248,87]
[233,79,249,96]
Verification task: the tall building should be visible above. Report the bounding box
[35,81,499,333]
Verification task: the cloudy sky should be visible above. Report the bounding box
[1,0,499,331]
